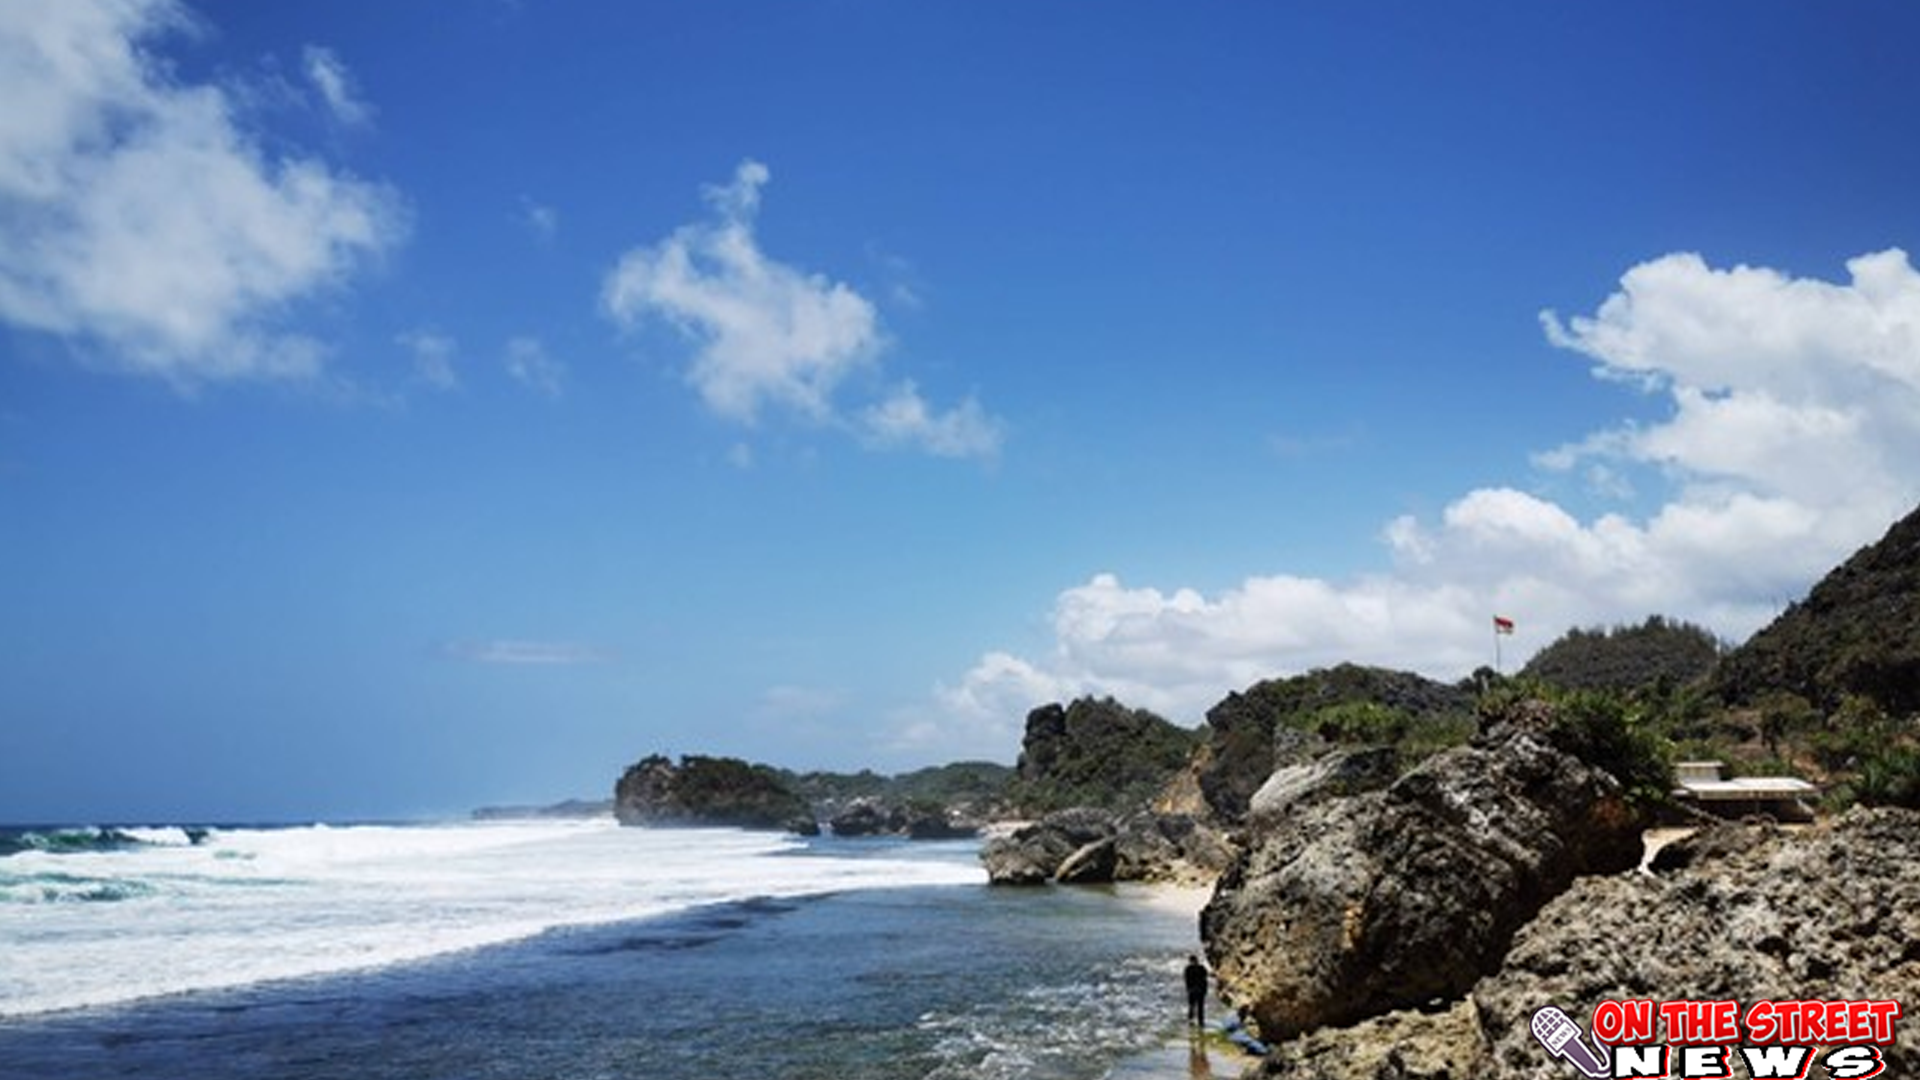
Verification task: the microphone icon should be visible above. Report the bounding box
[1532,1005,1611,1079]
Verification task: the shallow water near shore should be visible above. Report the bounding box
[0,822,1208,1079]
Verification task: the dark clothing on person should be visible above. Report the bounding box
[1182,956,1209,1026]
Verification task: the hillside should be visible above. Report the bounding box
[1713,502,1920,715]
[1520,615,1723,692]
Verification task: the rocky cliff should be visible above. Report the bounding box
[1005,697,1202,815]
[613,753,817,833]
[979,696,1230,884]
[1253,808,1920,1078]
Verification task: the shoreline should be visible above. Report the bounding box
[1100,823,1716,1080]
[1103,879,1258,1080]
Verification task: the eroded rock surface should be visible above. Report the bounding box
[1201,728,1642,1037]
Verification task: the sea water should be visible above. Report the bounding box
[0,820,1210,1079]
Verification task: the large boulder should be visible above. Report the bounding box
[1242,808,1920,1078]
[826,798,977,839]
[1201,728,1642,1038]
[980,807,1115,885]
[981,808,1233,886]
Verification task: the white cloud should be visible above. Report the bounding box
[397,328,457,391]
[443,640,609,666]
[520,196,557,243]
[0,0,404,384]
[860,381,1003,459]
[504,335,564,398]
[602,160,876,422]
[915,249,1920,749]
[601,160,1000,458]
[301,45,369,127]
[1540,249,1920,532]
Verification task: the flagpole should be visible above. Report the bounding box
[1494,620,1503,675]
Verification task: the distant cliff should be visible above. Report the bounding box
[781,761,1013,836]
[980,698,1229,886]
[1004,697,1202,815]
[613,754,817,833]
[1196,664,1476,823]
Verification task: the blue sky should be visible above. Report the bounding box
[5,1,1920,822]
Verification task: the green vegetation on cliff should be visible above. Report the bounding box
[1521,615,1724,693]
[1006,697,1201,814]
[1713,503,1920,717]
[1475,679,1676,813]
[1199,664,1477,822]
[613,753,816,832]
[780,761,1013,809]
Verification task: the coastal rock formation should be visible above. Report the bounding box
[825,798,976,839]
[1005,698,1202,815]
[1244,745,1399,828]
[1473,807,1920,1076]
[783,761,1014,830]
[980,808,1117,885]
[980,808,1232,886]
[1201,725,1642,1038]
[1250,807,1920,1078]
[613,754,818,833]
[1197,665,1476,824]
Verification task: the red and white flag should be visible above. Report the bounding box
[1493,616,1515,635]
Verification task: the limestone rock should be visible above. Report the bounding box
[1473,807,1920,1077]
[980,807,1233,886]
[1256,998,1486,1080]
[1054,837,1118,884]
[613,753,817,834]
[1245,745,1399,828]
[1201,730,1642,1038]
[980,807,1114,886]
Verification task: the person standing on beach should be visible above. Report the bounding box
[1182,954,1210,1026]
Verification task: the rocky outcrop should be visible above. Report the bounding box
[825,798,976,839]
[1006,698,1203,815]
[1201,725,1643,1038]
[1198,665,1475,824]
[1244,745,1399,828]
[980,808,1233,886]
[1256,999,1486,1080]
[1473,807,1920,1076]
[1249,807,1920,1078]
[613,754,818,833]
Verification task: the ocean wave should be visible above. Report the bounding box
[0,870,159,904]
[0,820,985,1017]
[917,955,1180,1080]
[0,825,209,858]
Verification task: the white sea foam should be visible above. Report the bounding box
[0,819,985,1017]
